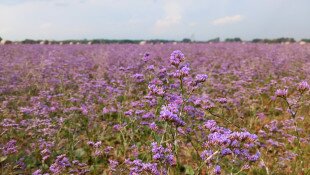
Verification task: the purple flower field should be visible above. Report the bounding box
[0,43,309,174]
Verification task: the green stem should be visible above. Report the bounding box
[208,110,241,128]
[120,131,127,158]
[160,122,168,145]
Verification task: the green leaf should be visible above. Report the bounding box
[75,148,86,158]
[185,165,195,175]
[0,156,7,163]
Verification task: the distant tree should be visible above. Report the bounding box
[207,37,220,43]
[273,38,295,43]
[91,40,101,44]
[80,39,88,44]
[263,39,272,43]
[225,38,242,42]
[252,38,295,44]
[182,38,191,43]
[0,37,2,41]
[252,39,263,43]
[39,40,49,45]
[301,39,310,43]
[22,39,38,44]
[148,39,174,44]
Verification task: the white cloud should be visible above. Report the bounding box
[40,22,52,30]
[153,1,182,33]
[189,22,197,27]
[0,27,11,35]
[212,15,244,26]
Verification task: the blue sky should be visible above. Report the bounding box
[0,0,309,41]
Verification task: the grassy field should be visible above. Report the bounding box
[0,43,309,174]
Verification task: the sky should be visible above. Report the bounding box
[0,0,309,41]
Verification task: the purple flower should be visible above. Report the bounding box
[172,65,190,78]
[109,159,119,171]
[147,65,155,71]
[104,146,113,154]
[124,110,133,116]
[151,142,175,166]
[113,124,122,131]
[143,52,150,62]
[148,84,164,96]
[275,89,288,97]
[94,141,102,148]
[80,105,88,115]
[132,73,144,83]
[180,65,190,77]
[142,112,155,119]
[149,122,158,131]
[160,105,185,126]
[125,159,160,175]
[248,151,261,162]
[200,150,213,161]
[194,74,208,85]
[257,113,266,121]
[214,165,221,175]
[297,81,309,92]
[2,139,17,155]
[32,169,42,175]
[216,98,228,104]
[49,154,71,174]
[170,50,185,67]
[221,148,232,156]
[102,107,110,114]
[204,120,218,131]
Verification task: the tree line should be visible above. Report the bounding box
[1,36,310,44]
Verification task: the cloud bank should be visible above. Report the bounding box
[153,1,182,34]
[0,0,309,40]
[212,15,244,26]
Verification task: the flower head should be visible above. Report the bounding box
[214,165,221,175]
[275,89,288,97]
[297,81,309,92]
[170,50,185,67]
[194,74,208,84]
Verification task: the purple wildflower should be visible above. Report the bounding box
[32,169,42,175]
[214,165,221,175]
[109,159,119,171]
[160,105,185,126]
[297,81,309,92]
[2,139,17,155]
[275,89,288,97]
[170,50,185,67]
[49,154,71,174]
[151,142,175,166]
[193,74,208,85]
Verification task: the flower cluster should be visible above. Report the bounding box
[1,139,17,155]
[132,73,145,83]
[124,159,160,175]
[1,44,309,174]
[297,81,309,92]
[49,154,71,174]
[201,120,260,172]
[148,84,165,96]
[172,65,190,78]
[87,141,102,156]
[151,142,175,166]
[193,74,208,85]
[170,50,185,67]
[69,160,90,174]
[275,89,288,97]
[108,159,119,171]
[159,104,185,126]
[38,139,54,162]
[142,52,151,62]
